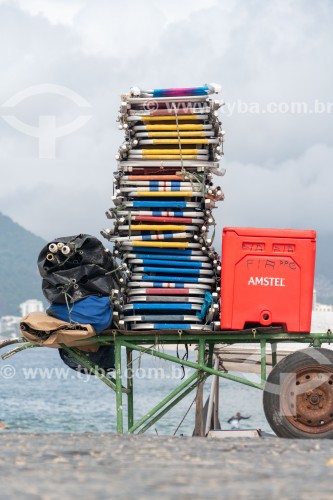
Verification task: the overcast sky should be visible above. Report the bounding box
[0,0,332,249]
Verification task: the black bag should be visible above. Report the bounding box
[38,234,115,304]
[58,345,115,374]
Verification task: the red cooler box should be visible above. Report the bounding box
[220,227,316,332]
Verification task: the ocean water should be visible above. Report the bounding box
[0,345,271,435]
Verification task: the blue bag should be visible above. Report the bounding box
[47,296,112,333]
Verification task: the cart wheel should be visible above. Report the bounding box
[263,348,333,438]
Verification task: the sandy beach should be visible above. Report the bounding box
[1,433,333,499]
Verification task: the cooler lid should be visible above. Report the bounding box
[222,227,316,240]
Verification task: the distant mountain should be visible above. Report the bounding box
[0,212,333,316]
[0,213,45,316]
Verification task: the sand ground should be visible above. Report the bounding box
[1,433,333,499]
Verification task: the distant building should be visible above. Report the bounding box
[0,316,21,338]
[311,289,333,332]
[0,299,44,339]
[19,299,44,317]
[315,304,333,312]
[311,310,333,333]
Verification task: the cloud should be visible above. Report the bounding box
[9,0,84,25]
[0,0,332,244]
[0,181,110,240]
[221,143,333,235]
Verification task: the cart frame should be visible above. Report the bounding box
[1,328,332,434]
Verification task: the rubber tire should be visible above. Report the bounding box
[263,347,333,438]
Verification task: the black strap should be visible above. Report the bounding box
[176,343,189,380]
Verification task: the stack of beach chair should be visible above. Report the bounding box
[102,84,225,331]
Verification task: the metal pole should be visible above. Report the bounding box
[138,376,206,434]
[1,343,39,359]
[213,369,220,430]
[121,340,263,389]
[205,356,219,435]
[198,338,205,365]
[126,348,134,430]
[115,340,123,433]
[208,342,214,368]
[194,338,206,436]
[271,342,277,367]
[194,381,204,436]
[128,372,199,432]
[128,371,200,434]
[194,343,204,437]
[260,339,267,386]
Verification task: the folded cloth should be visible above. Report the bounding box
[20,312,98,351]
[47,295,112,334]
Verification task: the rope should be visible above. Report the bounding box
[105,261,127,275]
[173,395,196,436]
[63,289,78,326]
[176,343,189,379]
[126,344,156,369]
[172,103,184,176]
[171,104,208,195]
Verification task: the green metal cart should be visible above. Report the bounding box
[1,327,333,438]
